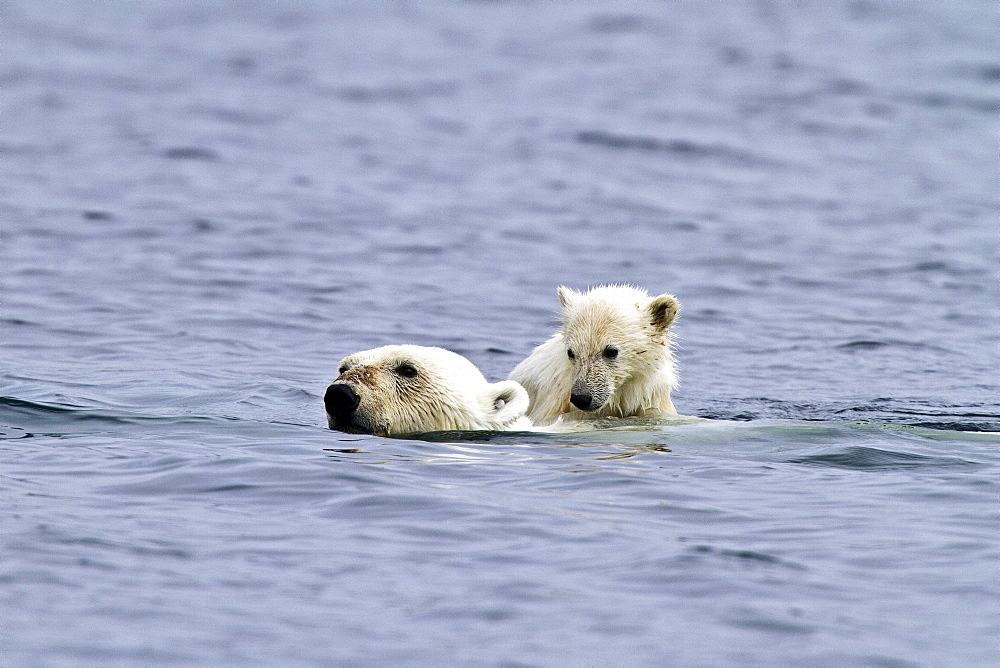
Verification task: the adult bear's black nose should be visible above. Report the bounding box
[325,383,360,415]
[570,392,592,410]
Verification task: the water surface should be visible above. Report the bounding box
[2,1,998,664]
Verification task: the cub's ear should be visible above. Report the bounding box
[480,380,530,427]
[557,286,579,309]
[649,294,680,330]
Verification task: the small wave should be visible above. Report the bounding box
[724,610,815,636]
[855,260,989,278]
[0,396,78,413]
[837,340,889,351]
[161,146,219,161]
[689,545,806,570]
[384,244,446,255]
[414,430,558,446]
[697,398,1000,432]
[788,445,979,471]
[331,80,460,103]
[0,425,31,440]
[909,421,1000,433]
[909,92,1000,114]
[196,106,283,126]
[0,396,121,423]
[834,403,1000,432]
[835,339,953,353]
[587,13,647,34]
[0,396,221,436]
[575,130,790,168]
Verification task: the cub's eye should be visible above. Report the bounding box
[567,348,575,360]
[395,362,418,378]
[338,365,349,374]
[603,346,619,359]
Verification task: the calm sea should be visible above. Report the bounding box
[2,1,998,664]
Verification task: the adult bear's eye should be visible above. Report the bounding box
[395,362,418,378]
[338,365,349,374]
[603,346,619,359]
[567,348,575,360]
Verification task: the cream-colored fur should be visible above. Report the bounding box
[325,345,531,436]
[509,285,681,426]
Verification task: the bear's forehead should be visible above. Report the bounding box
[349,350,414,366]
[568,297,643,318]
[565,305,640,334]
[342,346,486,382]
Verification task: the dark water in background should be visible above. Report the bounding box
[1,0,998,664]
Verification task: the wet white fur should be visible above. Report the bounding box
[328,345,531,435]
[509,285,680,426]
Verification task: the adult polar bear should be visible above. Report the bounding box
[510,285,681,426]
[325,345,531,436]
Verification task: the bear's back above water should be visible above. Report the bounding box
[509,285,680,426]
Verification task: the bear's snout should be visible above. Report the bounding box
[325,383,360,416]
[570,391,593,410]
[571,375,609,411]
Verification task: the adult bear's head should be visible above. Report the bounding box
[324,345,530,436]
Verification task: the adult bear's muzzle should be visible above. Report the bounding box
[325,383,360,416]
[324,383,386,434]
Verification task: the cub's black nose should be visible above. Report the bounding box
[570,392,592,410]
[325,383,360,415]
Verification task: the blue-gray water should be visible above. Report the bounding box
[2,1,998,664]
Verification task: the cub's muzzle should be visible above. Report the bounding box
[570,391,594,410]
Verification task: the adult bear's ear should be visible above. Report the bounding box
[481,380,530,428]
[557,286,578,309]
[649,294,680,330]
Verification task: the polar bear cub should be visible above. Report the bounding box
[325,345,531,436]
[509,285,681,426]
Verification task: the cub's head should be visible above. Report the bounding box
[324,345,529,436]
[557,285,680,412]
